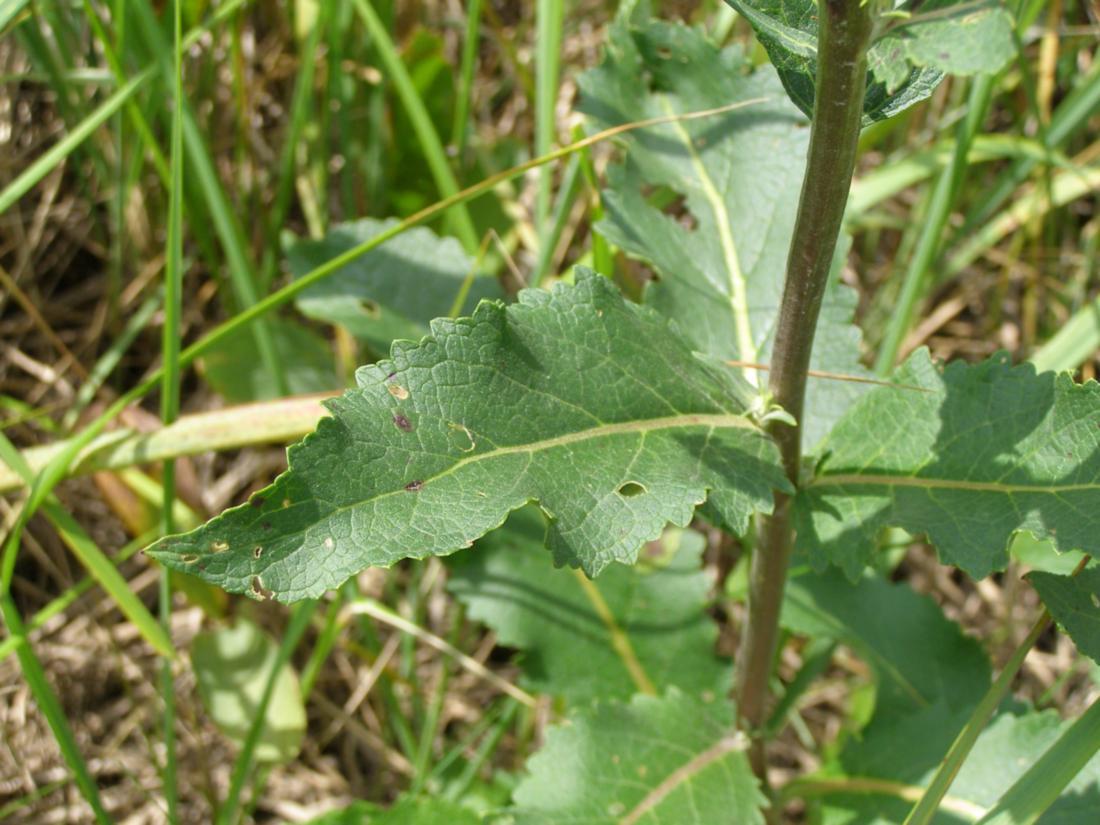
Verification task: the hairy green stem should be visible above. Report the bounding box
[734,0,872,782]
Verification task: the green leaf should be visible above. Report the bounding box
[783,569,990,730]
[722,0,944,123]
[191,618,306,763]
[449,509,731,704]
[148,272,788,602]
[783,569,990,789]
[508,690,766,824]
[199,317,338,403]
[874,1,1016,93]
[797,350,1100,580]
[812,708,1100,825]
[287,219,503,354]
[299,797,482,825]
[578,12,869,449]
[976,699,1100,825]
[1029,568,1100,665]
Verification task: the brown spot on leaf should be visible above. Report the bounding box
[405,480,424,492]
[251,576,274,600]
[387,383,410,400]
[210,540,229,553]
[249,496,265,509]
[394,413,414,432]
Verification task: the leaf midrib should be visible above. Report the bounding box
[809,473,1098,494]
[274,412,759,532]
[659,97,758,383]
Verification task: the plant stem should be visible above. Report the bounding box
[734,0,872,781]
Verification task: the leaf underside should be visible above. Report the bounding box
[508,690,766,825]
[579,11,870,450]
[723,0,944,124]
[148,272,787,602]
[1029,567,1100,666]
[450,510,731,704]
[797,349,1100,580]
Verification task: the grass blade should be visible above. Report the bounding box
[873,74,995,374]
[215,599,318,825]
[451,0,483,159]
[0,67,151,217]
[157,0,185,818]
[0,433,173,657]
[975,695,1100,825]
[904,557,1089,825]
[0,596,111,824]
[350,0,479,251]
[535,0,564,240]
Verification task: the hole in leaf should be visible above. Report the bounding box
[253,546,263,559]
[250,576,273,600]
[618,481,646,498]
[210,540,229,553]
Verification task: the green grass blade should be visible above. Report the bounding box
[0,433,174,657]
[129,0,288,398]
[1030,296,1100,373]
[0,67,151,217]
[903,609,1054,825]
[260,4,326,290]
[873,74,995,375]
[350,0,479,251]
[955,8,1099,238]
[215,599,318,825]
[61,291,161,431]
[0,531,153,664]
[451,0,483,159]
[534,0,564,239]
[0,595,111,824]
[0,0,31,33]
[158,0,185,818]
[532,149,583,286]
[975,695,1100,825]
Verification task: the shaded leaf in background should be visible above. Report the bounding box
[149,272,788,601]
[450,508,731,704]
[579,10,869,449]
[784,569,990,723]
[1030,568,1100,665]
[722,0,943,123]
[797,350,1100,580]
[199,317,338,403]
[815,709,1100,824]
[287,218,503,355]
[783,569,990,782]
[507,690,765,825]
[299,797,481,825]
[191,618,306,763]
